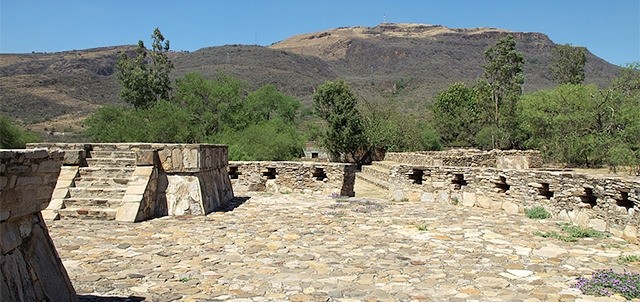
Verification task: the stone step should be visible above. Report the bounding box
[68,187,127,199]
[355,172,390,190]
[361,164,390,182]
[63,197,122,208]
[86,158,136,167]
[73,177,130,188]
[58,207,118,220]
[78,167,135,178]
[372,161,398,170]
[89,150,136,159]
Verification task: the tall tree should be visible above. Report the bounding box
[481,34,525,149]
[313,80,367,166]
[116,28,174,109]
[549,44,586,84]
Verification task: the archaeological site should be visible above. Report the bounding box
[1,144,638,301]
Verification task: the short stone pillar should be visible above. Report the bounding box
[0,149,77,301]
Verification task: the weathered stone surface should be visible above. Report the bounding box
[230,161,356,197]
[0,149,76,301]
[47,192,640,301]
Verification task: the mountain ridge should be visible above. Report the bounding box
[0,23,621,133]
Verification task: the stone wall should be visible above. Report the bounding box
[0,149,77,301]
[387,164,640,244]
[385,149,543,169]
[229,161,356,197]
[28,143,234,219]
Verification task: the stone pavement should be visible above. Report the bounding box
[47,193,640,302]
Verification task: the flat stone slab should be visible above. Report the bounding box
[47,193,640,301]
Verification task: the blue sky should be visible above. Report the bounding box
[1,0,638,66]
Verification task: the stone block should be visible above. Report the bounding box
[38,160,62,173]
[502,201,519,214]
[0,176,7,190]
[587,219,607,232]
[623,226,638,244]
[609,227,624,238]
[391,190,405,201]
[490,200,503,210]
[574,211,590,227]
[0,222,22,254]
[462,192,476,207]
[556,210,571,222]
[125,184,148,196]
[438,192,449,203]
[61,150,84,165]
[116,203,142,222]
[421,192,434,203]
[476,195,492,209]
[40,210,60,221]
[24,149,49,159]
[135,150,155,166]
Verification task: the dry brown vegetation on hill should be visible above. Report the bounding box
[0,23,621,131]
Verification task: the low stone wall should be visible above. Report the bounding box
[388,164,640,244]
[385,149,543,169]
[28,143,234,219]
[229,161,356,197]
[0,149,77,301]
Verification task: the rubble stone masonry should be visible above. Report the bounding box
[0,149,76,301]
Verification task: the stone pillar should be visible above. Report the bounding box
[0,149,77,302]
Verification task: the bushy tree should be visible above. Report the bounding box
[519,84,639,168]
[0,115,39,148]
[173,72,245,136]
[481,35,525,149]
[431,82,479,146]
[116,28,174,109]
[612,62,640,96]
[215,119,304,161]
[242,84,300,126]
[549,44,586,85]
[313,80,367,165]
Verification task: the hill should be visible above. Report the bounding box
[0,23,622,133]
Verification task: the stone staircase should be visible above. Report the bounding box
[57,150,136,220]
[355,161,396,190]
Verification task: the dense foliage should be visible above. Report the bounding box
[87,71,305,161]
[116,28,174,109]
[519,84,640,168]
[549,44,586,85]
[0,115,39,148]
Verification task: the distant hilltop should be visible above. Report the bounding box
[270,23,514,60]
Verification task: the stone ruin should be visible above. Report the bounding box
[26,143,234,221]
[357,149,640,244]
[0,149,77,301]
[229,161,356,197]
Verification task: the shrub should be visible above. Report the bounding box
[525,206,551,219]
[572,269,640,300]
[0,115,39,148]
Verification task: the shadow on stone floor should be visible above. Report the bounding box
[78,295,146,301]
[213,196,251,212]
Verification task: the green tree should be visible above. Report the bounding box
[481,34,525,149]
[313,80,367,166]
[116,28,174,109]
[612,62,640,96]
[242,84,300,126]
[215,119,304,161]
[549,44,586,85]
[431,82,479,146]
[519,84,639,169]
[0,115,39,148]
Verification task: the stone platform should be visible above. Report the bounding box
[48,193,639,301]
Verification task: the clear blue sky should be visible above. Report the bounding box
[1,0,638,66]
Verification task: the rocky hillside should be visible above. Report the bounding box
[0,23,622,128]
